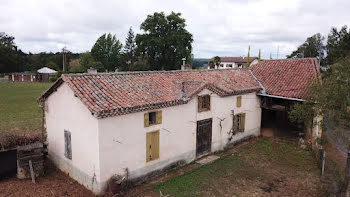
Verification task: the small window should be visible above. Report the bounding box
[146,130,160,162]
[198,95,210,112]
[237,96,242,107]
[227,64,233,68]
[149,112,156,125]
[233,113,246,134]
[64,130,72,160]
[220,64,224,67]
[144,111,162,127]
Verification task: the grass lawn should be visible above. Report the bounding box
[153,138,324,197]
[0,82,52,136]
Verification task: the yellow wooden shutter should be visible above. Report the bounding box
[146,130,159,162]
[156,111,162,124]
[144,113,149,127]
[207,95,211,110]
[240,113,246,132]
[237,96,242,107]
[152,130,159,159]
[233,115,238,132]
[198,96,203,112]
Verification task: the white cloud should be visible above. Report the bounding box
[1,0,349,58]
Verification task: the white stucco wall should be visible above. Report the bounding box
[97,89,261,189]
[45,83,261,194]
[45,83,101,193]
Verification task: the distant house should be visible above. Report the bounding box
[38,58,321,194]
[208,56,259,69]
[8,67,57,82]
[8,72,40,82]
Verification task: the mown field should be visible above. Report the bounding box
[0,82,52,136]
[150,138,324,197]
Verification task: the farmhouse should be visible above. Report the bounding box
[38,58,321,194]
[208,56,259,69]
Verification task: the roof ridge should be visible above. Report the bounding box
[62,67,249,77]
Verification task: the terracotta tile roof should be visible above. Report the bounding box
[38,69,261,118]
[250,58,320,100]
[209,56,258,63]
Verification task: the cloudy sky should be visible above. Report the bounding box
[1,0,349,58]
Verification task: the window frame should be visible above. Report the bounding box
[64,130,72,160]
[198,94,211,112]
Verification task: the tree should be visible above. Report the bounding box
[208,56,221,69]
[91,33,123,71]
[0,32,20,73]
[247,45,251,67]
[327,25,350,65]
[289,57,350,195]
[287,33,325,63]
[136,12,193,70]
[79,52,104,72]
[123,27,136,65]
[258,49,261,62]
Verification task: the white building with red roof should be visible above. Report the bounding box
[38,58,322,194]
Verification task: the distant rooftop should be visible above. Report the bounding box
[209,56,258,63]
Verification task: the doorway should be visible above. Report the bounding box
[196,118,212,156]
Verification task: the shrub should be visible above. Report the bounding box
[0,133,44,150]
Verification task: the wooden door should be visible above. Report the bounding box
[196,118,212,156]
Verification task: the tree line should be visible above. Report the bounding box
[287,25,350,66]
[0,11,193,74]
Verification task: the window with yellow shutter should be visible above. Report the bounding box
[144,111,162,127]
[146,130,160,162]
[236,96,242,107]
[233,113,246,134]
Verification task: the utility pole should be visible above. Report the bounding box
[62,47,68,72]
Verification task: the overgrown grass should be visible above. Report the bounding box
[0,83,52,135]
[154,138,322,197]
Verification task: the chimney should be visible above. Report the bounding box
[181,57,191,71]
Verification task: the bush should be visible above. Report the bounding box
[0,133,43,150]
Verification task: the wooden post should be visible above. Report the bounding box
[29,160,36,184]
[319,148,325,176]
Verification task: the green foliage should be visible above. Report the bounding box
[192,58,209,68]
[91,33,123,71]
[136,12,193,70]
[289,101,316,125]
[317,58,350,128]
[327,25,350,65]
[247,45,251,67]
[128,59,150,71]
[208,56,220,68]
[79,52,104,72]
[287,33,325,62]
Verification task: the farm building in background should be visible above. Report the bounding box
[8,67,57,82]
[38,58,322,194]
[208,56,259,69]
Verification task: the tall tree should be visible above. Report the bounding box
[136,12,193,70]
[247,45,251,67]
[91,33,123,71]
[0,32,20,73]
[327,25,350,65]
[124,27,136,63]
[287,33,325,63]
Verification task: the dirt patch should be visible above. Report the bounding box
[0,161,94,197]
